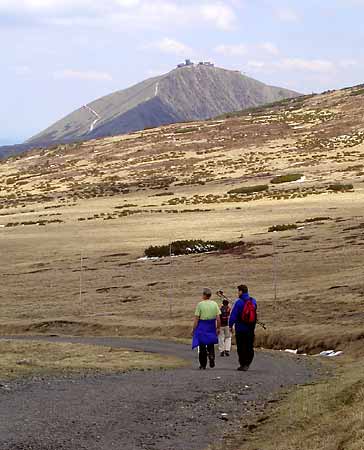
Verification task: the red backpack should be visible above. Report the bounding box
[241,298,257,325]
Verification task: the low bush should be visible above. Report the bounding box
[268,224,298,232]
[303,217,331,223]
[144,240,242,258]
[228,184,269,195]
[115,204,138,209]
[350,88,364,96]
[271,174,304,184]
[153,192,174,197]
[174,127,199,134]
[328,183,354,192]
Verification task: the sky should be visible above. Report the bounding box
[1,0,364,144]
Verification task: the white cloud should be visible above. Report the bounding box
[200,3,237,31]
[0,0,238,31]
[275,8,299,22]
[259,42,279,56]
[277,58,335,73]
[53,69,113,81]
[339,59,359,67]
[214,41,279,57]
[214,43,248,56]
[247,60,266,69]
[147,38,192,56]
[13,65,32,76]
[246,58,336,74]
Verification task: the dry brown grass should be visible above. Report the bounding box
[210,358,364,450]
[0,340,185,380]
[0,83,363,449]
[0,195,363,357]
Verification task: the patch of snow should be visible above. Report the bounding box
[138,256,161,261]
[293,176,306,183]
[84,105,101,133]
[318,350,343,357]
[285,349,298,354]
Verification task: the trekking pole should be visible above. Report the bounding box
[216,290,267,330]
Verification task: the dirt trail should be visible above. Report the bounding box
[0,337,317,450]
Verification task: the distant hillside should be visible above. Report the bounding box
[0,144,30,160]
[2,83,364,211]
[25,64,299,147]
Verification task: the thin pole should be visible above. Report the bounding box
[272,233,278,303]
[79,252,83,310]
[169,243,172,318]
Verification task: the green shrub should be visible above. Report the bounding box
[268,224,298,232]
[144,240,242,258]
[271,174,304,184]
[228,184,269,195]
[328,183,354,192]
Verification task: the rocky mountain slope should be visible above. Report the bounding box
[25,64,298,147]
[1,84,363,210]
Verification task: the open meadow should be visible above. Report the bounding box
[0,86,363,354]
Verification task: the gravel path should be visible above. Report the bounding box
[0,336,317,450]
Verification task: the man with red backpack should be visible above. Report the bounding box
[229,285,257,371]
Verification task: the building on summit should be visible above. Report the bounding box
[177,60,214,69]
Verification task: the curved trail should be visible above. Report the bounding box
[83,105,101,133]
[0,337,316,450]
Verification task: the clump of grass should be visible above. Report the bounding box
[144,240,242,258]
[115,204,138,209]
[268,224,298,232]
[271,174,304,184]
[350,88,364,96]
[228,184,269,195]
[174,127,199,134]
[153,192,174,197]
[303,217,331,223]
[213,359,364,450]
[328,183,354,192]
[0,340,185,379]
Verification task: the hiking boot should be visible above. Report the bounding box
[225,351,230,357]
[199,366,206,370]
[208,355,215,368]
[220,352,225,357]
[237,365,249,372]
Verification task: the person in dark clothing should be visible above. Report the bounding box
[229,285,257,371]
[218,299,232,357]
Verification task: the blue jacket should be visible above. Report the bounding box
[229,293,257,333]
[192,319,218,349]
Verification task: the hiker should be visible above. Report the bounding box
[229,285,257,371]
[192,288,221,369]
[218,298,232,357]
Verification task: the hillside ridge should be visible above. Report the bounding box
[25,64,298,147]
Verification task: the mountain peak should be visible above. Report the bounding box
[26,65,299,147]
